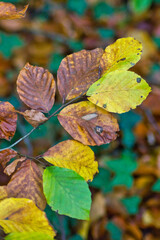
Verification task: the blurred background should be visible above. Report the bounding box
[1,0,160,239]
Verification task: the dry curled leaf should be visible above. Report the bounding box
[57,48,104,101]
[43,140,98,181]
[4,157,25,176]
[7,159,46,210]
[58,101,119,145]
[0,102,17,140]
[0,149,17,168]
[17,63,56,113]
[0,2,28,20]
[18,110,48,127]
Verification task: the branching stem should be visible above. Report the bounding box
[0,92,85,152]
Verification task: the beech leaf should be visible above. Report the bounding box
[7,159,46,210]
[4,157,25,176]
[17,63,56,113]
[87,70,151,113]
[0,186,8,200]
[17,110,48,127]
[0,198,55,237]
[5,232,54,240]
[0,2,28,20]
[57,48,104,101]
[43,166,91,220]
[58,101,119,145]
[0,149,17,168]
[0,102,17,141]
[43,140,98,181]
[100,37,142,75]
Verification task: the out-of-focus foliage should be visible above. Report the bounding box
[1,0,160,239]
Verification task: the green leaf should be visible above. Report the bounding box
[130,0,153,14]
[106,157,137,174]
[106,221,122,240]
[93,2,114,19]
[152,179,160,192]
[89,167,112,193]
[0,31,24,58]
[67,0,88,15]
[121,196,141,214]
[5,232,53,240]
[89,167,111,192]
[43,166,91,220]
[111,174,133,189]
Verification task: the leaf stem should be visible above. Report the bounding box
[0,92,85,152]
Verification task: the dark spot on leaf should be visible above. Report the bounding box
[103,104,107,108]
[97,83,100,86]
[130,62,135,66]
[141,96,143,98]
[137,53,140,55]
[96,100,98,104]
[117,58,126,63]
[94,126,103,134]
[136,78,141,83]
[137,48,141,50]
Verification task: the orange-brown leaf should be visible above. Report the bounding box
[4,157,25,176]
[58,101,119,146]
[0,149,17,168]
[17,63,56,113]
[57,48,104,101]
[0,102,17,140]
[0,2,28,20]
[18,110,48,127]
[7,159,46,210]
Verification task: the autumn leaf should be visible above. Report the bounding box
[17,110,48,127]
[43,166,91,220]
[100,37,142,75]
[17,63,56,113]
[43,140,98,181]
[0,198,55,237]
[0,102,17,141]
[7,159,46,210]
[5,232,54,240]
[4,158,25,176]
[57,48,104,101]
[0,186,8,200]
[0,2,28,20]
[58,101,119,145]
[87,70,151,113]
[0,149,17,168]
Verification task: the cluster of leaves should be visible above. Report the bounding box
[0,2,152,239]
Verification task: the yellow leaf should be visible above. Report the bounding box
[43,140,98,181]
[87,70,151,113]
[100,37,142,75]
[0,186,8,200]
[0,2,28,20]
[0,198,55,237]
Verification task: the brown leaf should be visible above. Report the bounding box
[4,157,25,176]
[7,159,46,210]
[0,149,17,168]
[57,48,104,101]
[0,102,17,140]
[0,2,28,20]
[17,63,56,113]
[18,110,48,127]
[58,101,119,146]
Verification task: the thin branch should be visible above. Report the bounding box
[0,92,85,152]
